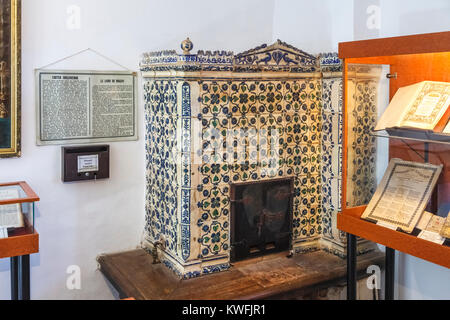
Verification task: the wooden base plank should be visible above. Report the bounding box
[98,249,384,300]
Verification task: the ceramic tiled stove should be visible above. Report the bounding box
[140,39,378,279]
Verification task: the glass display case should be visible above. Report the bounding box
[0,181,38,243]
[338,31,450,300]
[0,181,39,300]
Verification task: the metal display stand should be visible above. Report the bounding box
[10,255,30,300]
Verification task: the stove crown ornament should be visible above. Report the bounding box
[181,37,193,55]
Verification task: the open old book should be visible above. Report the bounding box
[0,188,24,229]
[375,81,450,138]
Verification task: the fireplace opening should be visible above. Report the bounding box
[230,178,293,262]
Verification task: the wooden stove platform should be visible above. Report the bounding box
[97,249,384,300]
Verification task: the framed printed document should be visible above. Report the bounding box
[36,70,138,145]
[361,159,443,233]
[0,0,20,158]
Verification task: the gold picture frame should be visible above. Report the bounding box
[0,0,20,158]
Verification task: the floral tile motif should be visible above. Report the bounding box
[200,81,231,117]
[284,81,309,113]
[143,81,178,116]
[292,192,309,239]
[308,205,323,237]
[306,80,323,114]
[198,216,230,258]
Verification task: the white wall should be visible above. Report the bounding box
[272,0,354,53]
[380,0,450,38]
[0,0,449,300]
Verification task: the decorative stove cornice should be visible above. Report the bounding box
[234,39,318,73]
[140,38,341,74]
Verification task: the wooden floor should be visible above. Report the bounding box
[98,249,384,300]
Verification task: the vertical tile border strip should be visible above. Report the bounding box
[181,82,191,261]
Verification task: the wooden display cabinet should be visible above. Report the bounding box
[0,181,40,300]
[338,31,450,300]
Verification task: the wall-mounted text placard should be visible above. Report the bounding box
[36,70,138,145]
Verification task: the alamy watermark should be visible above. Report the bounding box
[354,0,381,40]
[366,5,381,31]
[163,119,281,167]
[66,5,81,30]
[66,265,81,290]
[366,264,381,290]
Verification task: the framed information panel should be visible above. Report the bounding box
[36,70,138,145]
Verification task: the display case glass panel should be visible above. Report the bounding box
[343,54,450,218]
[0,182,38,239]
[345,63,390,209]
[339,38,450,268]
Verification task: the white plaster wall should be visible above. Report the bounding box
[0,0,275,300]
[0,0,449,300]
[272,0,354,53]
[379,0,450,38]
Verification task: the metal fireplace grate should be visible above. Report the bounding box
[230,178,294,262]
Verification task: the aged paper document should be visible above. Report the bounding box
[361,159,443,233]
[0,227,7,239]
[418,214,447,244]
[376,220,398,230]
[416,211,434,230]
[0,188,19,200]
[444,121,450,134]
[0,188,23,228]
[425,215,445,233]
[440,213,450,238]
[418,230,445,245]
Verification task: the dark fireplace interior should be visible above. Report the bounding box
[230,178,293,262]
